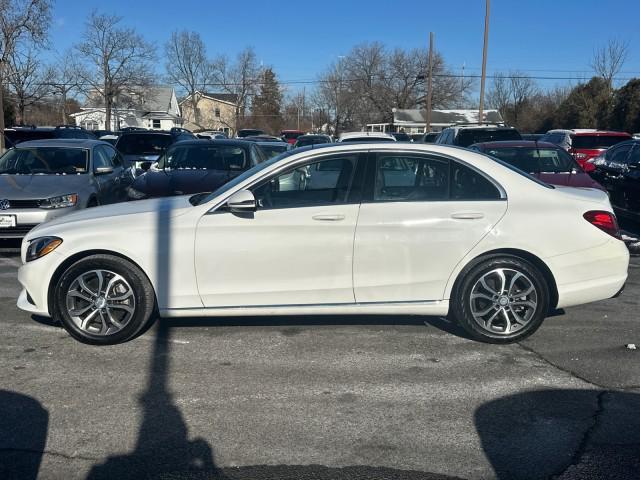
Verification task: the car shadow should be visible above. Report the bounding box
[0,390,49,480]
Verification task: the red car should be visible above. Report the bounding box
[280,130,305,145]
[540,129,632,172]
[469,141,606,191]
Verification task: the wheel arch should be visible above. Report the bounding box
[47,249,155,316]
[448,248,559,311]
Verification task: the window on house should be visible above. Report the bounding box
[152,119,161,129]
[215,108,221,118]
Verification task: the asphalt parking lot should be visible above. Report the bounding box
[1,236,639,480]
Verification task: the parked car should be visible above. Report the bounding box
[588,140,640,219]
[98,134,119,146]
[0,139,132,239]
[255,141,291,159]
[338,132,396,142]
[280,129,305,145]
[293,134,332,148]
[409,133,425,142]
[4,125,97,145]
[237,129,265,138]
[114,129,195,170]
[126,139,266,200]
[17,144,628,345]
[242,135,283,143]
[391,132,412,142]
[435,124,521,148]
[421,132,440,143]
[540,129,632,170]
[469,141,605,190]
[196,131,227,140]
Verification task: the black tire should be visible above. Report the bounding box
[449,255,550,344]
[52,254,156,345]
[87,197,98,208]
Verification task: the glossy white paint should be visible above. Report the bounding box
[17,143,629,321]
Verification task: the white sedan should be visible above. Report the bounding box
[17,143,629,345]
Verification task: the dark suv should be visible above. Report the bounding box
[4,125,97,145]
[114,128,195,170]
[435,124,521,148]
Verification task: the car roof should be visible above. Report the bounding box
[255,141,288,147]
[339,131,396,140]
[471,140,560,149]
[167,139,255,148]
[451,124,515,131]
[546,129,631,137]
[12,139,107,148]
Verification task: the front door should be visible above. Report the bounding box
[353,151,508,302]
[194,152,365,307]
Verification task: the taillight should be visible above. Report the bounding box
[583,210,621,239]
[582,162,596,173]
[574,152,588,160]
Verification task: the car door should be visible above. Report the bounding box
[353,150,507,303]
[102,144,130,202]
[92,145,118,204]
[194,151,366,307]
[593,143,633,208]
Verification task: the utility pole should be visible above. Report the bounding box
[425,32,434,133]
[478,0,491,125]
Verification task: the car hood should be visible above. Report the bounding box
[0,174,90,200]
[133,169,234,196]
[27,195,194,237]
[535,172,605,191]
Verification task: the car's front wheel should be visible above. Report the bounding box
[53,254,156,345]
[450,255,550,344]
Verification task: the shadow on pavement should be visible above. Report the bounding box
[0,390,49,480]
[475,389,640,480]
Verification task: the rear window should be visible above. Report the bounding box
[295,136,330,148]
[282,131,304,140]
[483,147,578,173]
[158,144,248,170]
[116,134,172,155]
[571,135,631,149]
[456,129,522,147]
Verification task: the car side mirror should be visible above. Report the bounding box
[226,189,256,213]
[94,166,114,175]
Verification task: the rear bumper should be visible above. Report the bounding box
[548,239,629,309]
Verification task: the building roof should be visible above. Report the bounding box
[180,91,239,106]
[393,109,503,125]
[82,86,175,112]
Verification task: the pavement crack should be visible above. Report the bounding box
[550,390,608,479]
[0,447,99,462]
[517,341,606,388]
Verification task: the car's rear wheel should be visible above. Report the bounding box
[53,254,156,345]
[450,255,550,344]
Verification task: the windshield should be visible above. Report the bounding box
[191,149,297,206]
[158,144,248,170]
[4,129,55,144]
[0,147,89,174]
[258,144,289,159]
[117,134,172,155]
[483,147,579,173]
[457,129,521,147]
[571,135,630,149]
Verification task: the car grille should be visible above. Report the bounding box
[0,224,38,237]
[2,199,41,209]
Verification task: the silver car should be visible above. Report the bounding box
[0,139,133,239]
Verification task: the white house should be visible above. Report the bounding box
[71,86,183,131]
[367,109,504,134]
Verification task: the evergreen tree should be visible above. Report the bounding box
[555,77,611,129]
[611,78,640,133]
[251,67,283,134]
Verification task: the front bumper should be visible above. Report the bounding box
[16,250,64,318]
[0,208,78,239]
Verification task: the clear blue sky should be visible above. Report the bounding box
[50,0,640,96]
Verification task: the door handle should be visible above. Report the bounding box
[451,212,484,220]
[312,214,345,221]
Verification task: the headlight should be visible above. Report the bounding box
[26,236,62,262]
[39,194,78,209]
[127,186,147,200]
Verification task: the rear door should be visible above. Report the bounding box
[353,150,507,302]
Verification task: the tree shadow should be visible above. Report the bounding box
[0,390,49,480]
[475,389,640,480]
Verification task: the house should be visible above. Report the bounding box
[179,91,238,136]
[367,108,504,134]
[71,86,183,131]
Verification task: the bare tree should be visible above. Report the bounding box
[210,47,260,133]
[509,71,538,124]
[165,30,212,129]
[50,49,80,124]
[75,11,156,130]
[5,44,52,123]
[486,70,537,126]
[0,0,52,149]
[487,72,510,115]
[591,39,629,88]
